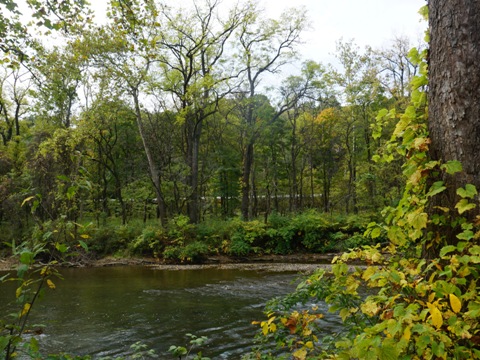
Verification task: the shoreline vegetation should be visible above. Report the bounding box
[0,253,342,272]
[1,211,377,273]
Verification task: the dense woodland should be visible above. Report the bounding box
[3,0,480,359]
[0,0,423,259]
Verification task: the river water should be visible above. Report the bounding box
[0,266,340,359]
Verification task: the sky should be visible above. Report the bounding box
[88,0,427,92]
[92,0,427,67]
[262,0,427,65]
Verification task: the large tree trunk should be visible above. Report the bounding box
[427,1,480,255]
[428,1,480,214]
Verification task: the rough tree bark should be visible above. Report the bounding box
[428,1,480,231]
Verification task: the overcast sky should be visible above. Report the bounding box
[263,0,427,65]
[93,0,426,64]
[90,0,426,89]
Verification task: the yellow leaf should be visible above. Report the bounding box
[428,292,435,303]
[262,323,268,336]
[21,196,35,207]
[339,308,350,321]
[80,234,90,239]
[293,348,307,360]
[403,326,412,341]
[302,327,312,336]
[305,341,314,349]
[47,279,56,289]
[21,303,31,317]
[449,293,462,313]
[427,303,443,329]
[269,323,277,333]
[409,169,423,185]
[361,299,380,316]
[362,266,377,281]
[16,287,22,299]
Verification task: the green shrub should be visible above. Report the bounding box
[180,241,209,263]
[86,221,144,255]
[228,231,252,256]
[267,212,289,228]
[163,245,181,261]
[196,218,232,249]
[242,220,268,247]
[167,215,195,245]
[339,233,371,250]
[291,210,329,251]
[129,225,165,256]
[265,227,294,254]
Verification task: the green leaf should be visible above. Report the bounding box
[66,186,77,200]
[29,336,40,352]
[387,226,407,247]
[407,211,428,230]
[427,181,446,197]
[418,5,428,20]
[0,335,10,351]
[376,108,389,120]
[20,251,34,265]
[457,184,478,199]
[4,0,19,13]
[78,240,89,251]
[378,339,400,360]
[439,245,457,257]
[457,230,474,241]
[441,160,462,175]
[370,227,382,239]
[17,264,28,278]
[43,18,53,29]
[469,245,480,255]
[55,242,69,253]
[56,174,70,182]
[455,199,476,214]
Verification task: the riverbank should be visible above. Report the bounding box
[0,253,340,272]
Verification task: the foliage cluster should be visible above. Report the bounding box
[88,212,373,263]
[249,21,480,359]
[0,0,421,234]
[0,236,78,359]
[0,0,430,358]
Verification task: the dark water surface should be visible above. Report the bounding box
[1,266,316,359]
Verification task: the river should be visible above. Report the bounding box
[0,266,341,358]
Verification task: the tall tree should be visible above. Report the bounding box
[331,40,380,213]
[428,1,480,236]
[236,5,308,220]
[375,36,420,107]
[279,61,326,212]
[84,0,169,225]
[32,44,84,128]
[0,66,31,144]
[155,0,249,223]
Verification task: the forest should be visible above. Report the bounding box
[0,0,421,261]
[3,0,480,359]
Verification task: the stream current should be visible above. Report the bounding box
[0,266,342,358]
